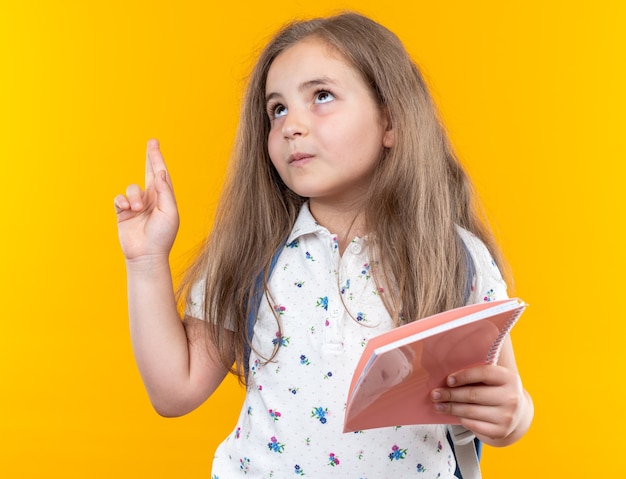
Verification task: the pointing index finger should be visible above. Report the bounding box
[145,139,168,188]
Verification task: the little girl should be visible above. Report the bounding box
[115,12,533,478]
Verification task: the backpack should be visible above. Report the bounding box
[246,243,482,479]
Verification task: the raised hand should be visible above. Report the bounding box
[114,139,180,262]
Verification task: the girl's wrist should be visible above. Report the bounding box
[125,253,171,274]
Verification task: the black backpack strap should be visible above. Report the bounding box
[244,246,283,380]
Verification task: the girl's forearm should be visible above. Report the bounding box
[125,255,202,416]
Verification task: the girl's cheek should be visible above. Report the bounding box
[267,131,277,153]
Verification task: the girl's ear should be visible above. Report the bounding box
[382,108,395,148]
[383,128,395,148]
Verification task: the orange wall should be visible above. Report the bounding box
[1,1,624,477]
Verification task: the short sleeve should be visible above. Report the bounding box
[185,279,206,320]
[456,226,508,304]
[184,279,238,331]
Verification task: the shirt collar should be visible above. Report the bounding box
[285,203,370,250]
[286,202,328,244]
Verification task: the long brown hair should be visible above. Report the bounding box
[180,12,509,382]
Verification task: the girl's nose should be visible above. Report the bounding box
[282,109,309,139]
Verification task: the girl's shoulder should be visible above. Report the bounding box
[455,226,508,302]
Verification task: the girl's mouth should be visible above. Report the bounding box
[288,152,314,165]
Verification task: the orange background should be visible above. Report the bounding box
[1,1,624,477]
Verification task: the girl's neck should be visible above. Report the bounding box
[309,199,367,254]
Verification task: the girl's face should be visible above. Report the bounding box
[265,39,393,210]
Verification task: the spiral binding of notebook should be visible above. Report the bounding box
[485,301,527,365]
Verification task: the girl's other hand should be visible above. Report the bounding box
[114,139,180,262]
[430,360,533,447]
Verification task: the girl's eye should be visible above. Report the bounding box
[314,90,335,104]
[269,103,287,119]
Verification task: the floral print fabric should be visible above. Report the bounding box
[208,204,508,478]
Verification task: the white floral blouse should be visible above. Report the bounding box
[203,203,508,478]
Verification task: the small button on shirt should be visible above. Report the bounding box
[208,203,507,478]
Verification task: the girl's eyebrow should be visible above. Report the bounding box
[265,76,338,103]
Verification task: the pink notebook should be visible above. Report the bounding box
[343,298,526,432]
